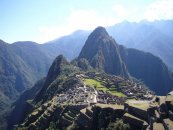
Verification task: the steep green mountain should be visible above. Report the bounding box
[0,40,51,97]
[77,27,173,95]
[0,40,32,129]
[7,78,46,130]
[0,40,51,129]
[119,45,173,95]
[33,55,80,103]
[78,27,129,78]
[8,55,82,129]
[11,41,51,78]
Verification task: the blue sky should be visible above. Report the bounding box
[1,0,173,43]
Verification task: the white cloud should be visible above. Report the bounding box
[38,9,121,43]
[112,4,141,22]
[111,1,173,22]
[112,5,126,19]
[38,26,73,43]
[144,0,173,21]
[67,9,121,30]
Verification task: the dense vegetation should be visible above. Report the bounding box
[0,40,51,129]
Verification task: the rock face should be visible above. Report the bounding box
[78,27,173,95]
[78,27,129,78]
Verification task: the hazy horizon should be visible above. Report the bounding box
[1,0,173,43]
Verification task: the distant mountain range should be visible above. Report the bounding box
[0,19,173,129]
[41,20,173,71]
[107,20,173,71]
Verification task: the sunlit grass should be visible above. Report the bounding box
[84,78,126,97]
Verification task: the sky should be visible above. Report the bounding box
[1,0,173,43]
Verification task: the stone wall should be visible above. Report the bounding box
[125,103,148,120]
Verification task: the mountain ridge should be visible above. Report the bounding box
[0,40,51,129]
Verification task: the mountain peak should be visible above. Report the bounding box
[55,54,68,65]
[90,26,109,39]
[78,27,129,77]
[33,55,69,103]
[43,54,69,87]
[0,39,7,45]
[93,26,108,34]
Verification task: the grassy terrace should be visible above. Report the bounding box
[95,103,124,109]
[129,103,149,111]
[84,78,126,97]
[126,100,156,111]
